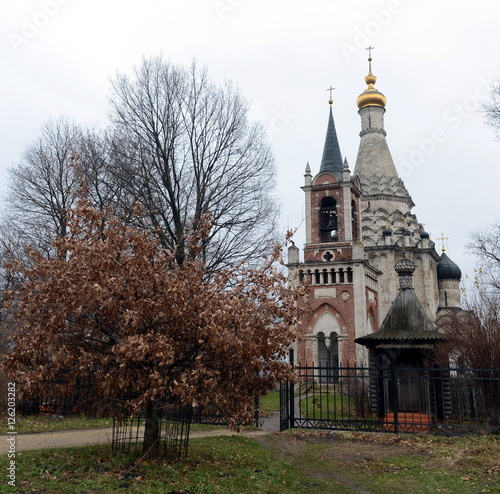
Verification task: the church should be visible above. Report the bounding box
[287,54,462,367]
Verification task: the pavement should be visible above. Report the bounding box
[0,413,280,453]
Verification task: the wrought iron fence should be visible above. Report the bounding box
[280,361,500,435]
[17,377,95,416]
[18,381,260,429]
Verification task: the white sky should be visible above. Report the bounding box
[1,0,499,283]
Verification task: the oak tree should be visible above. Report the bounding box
[1,200,303,457]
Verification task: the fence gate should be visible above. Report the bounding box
[279,357,500,434]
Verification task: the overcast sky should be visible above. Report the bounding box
[1,0,499,283]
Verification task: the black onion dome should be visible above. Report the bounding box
[436,252,462,281]
[420,230,430,239]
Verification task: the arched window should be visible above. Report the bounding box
[320,197,338,242]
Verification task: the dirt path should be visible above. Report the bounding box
[0,427,269,453]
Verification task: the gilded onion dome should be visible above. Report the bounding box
[356,56,387,109]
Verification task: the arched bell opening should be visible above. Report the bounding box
[320,197,338,242]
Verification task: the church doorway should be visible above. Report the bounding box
[317,331,339,383]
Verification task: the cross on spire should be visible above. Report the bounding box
[437,233,449,253]
[326,86,335,106]
[366,46,375,74]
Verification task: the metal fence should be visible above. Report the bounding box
[17,380,261,430]
[280,361,500,434]
[17,377,95,416]
[111,404,193,461]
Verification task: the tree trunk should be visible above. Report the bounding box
[143,404,160,458]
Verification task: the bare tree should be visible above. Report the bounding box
[108,57,279,271]
[468,220,500,290]
[482,78,500,140]
[438,284,500,370]
[1,118,130,258]
[437,282,500,425]
[3,118,82,256]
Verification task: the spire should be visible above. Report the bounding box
[319,99,344,178]
[353,48,412,209]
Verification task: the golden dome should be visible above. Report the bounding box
[356,58,387,109]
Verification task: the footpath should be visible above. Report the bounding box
[0,413,279,453]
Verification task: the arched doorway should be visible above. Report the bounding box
[317,331,339,383]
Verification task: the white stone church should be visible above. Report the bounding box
[287,55,462,367]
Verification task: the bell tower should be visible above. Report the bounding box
[289,92,380,367]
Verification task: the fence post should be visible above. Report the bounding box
[289,348,295,429]
[390,356,399,433]
[254,395,260,428]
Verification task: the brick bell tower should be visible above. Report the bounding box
[288,92,380,368]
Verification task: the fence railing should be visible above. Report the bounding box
[17,382,260,429]
[280,362,500,435]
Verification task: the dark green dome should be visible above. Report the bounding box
[436,252,461,280]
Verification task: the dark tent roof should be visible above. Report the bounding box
[319,106,344,179]
[356,257,445,349]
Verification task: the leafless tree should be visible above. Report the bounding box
[2,58,279,280]
[438,285,500,370]
[108,57,279,271]
[481,78,500,140]
[3,118,83,256]
[468,220,500,291]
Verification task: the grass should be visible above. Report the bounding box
[267,431,500,494]
[0,436,333,493]
[259,391,280,412]
[301,392,358,420]
[1,425,498,493]
[0,414,113,434]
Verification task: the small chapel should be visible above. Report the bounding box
[287,53,462,368]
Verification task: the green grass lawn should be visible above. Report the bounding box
[259,391,280,412]
[0,431,498,493]
[300,392,360,420]
[0,436,334,493]
[0,414,113,434]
